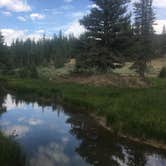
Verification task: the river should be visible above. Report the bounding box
[0,94,166,166]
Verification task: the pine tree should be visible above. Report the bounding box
[133,0,155,79]
[0,32,7,72]
[161,25,166,55]
[0,31,4,46]
[78,0,131,71]
[162,25,166,35]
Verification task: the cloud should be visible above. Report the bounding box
[71,12,85,19]
[1,29,26,45]
[154,19,166,34]
[3,125,29,138]
[1,11,12,16]
[28,118,43,126]
[3,94,21,110]
[29,142,70,166]
[0,0,31,12]
[65,21,86,37]
[17,16,26,22]
[133,0,166,8]
[30,13,45,21]
[1,28,43,45]
[88,4,99,9]
[154,0,166,7]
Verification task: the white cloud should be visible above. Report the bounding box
[88,4,99,9]
[30,142,70,166]
[3,125,29,138]
[72,12,85,19]
[133,0,166,7]
[65,21,86,37]
[1,11,12,16]
[1,28,44,45]
[30,13,45,21]
[1,29,26,45]
[36,29,45,34]
[154,0,166,7]
[28,118,43,126]
[17,16,26,22]
[0,0,31,12]
[154,19,166,34]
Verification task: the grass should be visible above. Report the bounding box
[36,57,166,79]
[113,57,166,77]
[0,132,25,166]
[2,76,166,145]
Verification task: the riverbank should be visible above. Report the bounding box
[1,76,166,150]
[0,132,25,166]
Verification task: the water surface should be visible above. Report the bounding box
[0,94,166,166]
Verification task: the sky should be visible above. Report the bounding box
[0,0,166,45]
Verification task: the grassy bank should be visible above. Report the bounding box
[2,77,166,146]
[0,132,25,166]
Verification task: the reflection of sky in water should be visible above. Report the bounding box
[0,94,166,166]
[0,94,88,166]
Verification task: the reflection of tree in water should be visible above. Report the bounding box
[0,89,6,114]
[13,92,62,113]
[66,113,148,166]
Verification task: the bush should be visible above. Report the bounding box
[159,67,166,78]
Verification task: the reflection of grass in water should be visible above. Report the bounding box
[0,132,25,166]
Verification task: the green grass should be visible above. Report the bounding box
[0,132,25,166]
[2,77,166,144]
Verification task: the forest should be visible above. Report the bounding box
[0,0,165,79]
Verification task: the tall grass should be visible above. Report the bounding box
[0,132,25,166]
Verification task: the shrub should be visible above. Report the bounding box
[159,67,166,78]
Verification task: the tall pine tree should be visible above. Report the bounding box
[162,25,166,35]
[77,0,131,72]
[161,25,166,55]
[0,32,6,72]
[133,0,155,79]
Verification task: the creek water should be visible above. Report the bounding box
[0,94,166,166]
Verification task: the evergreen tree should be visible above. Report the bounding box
[162,25,166,35]
[161,25,166,55]
[78,0,131,72]
[133,0,155,79]
[8,32,77,71]
[0,31,4,46]
[0,32,8,73]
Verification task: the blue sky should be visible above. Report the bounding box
[0,0,166,45]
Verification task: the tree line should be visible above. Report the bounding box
[0,31,77,77]
[0,0,166,79]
